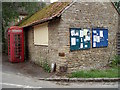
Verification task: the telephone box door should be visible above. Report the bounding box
[8,26,24,62]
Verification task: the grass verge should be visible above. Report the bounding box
[68,55,120,78]
[68,66,119,78]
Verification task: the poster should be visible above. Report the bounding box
[80,43,83,48]
[71,38,76,45]
[81,38,83,42]
[86,36,90,41]
[80,30,83,37]
[85,45,87,48]
[75,31,79,36]
[71,30,75,36]
[93,35,97,42]
[80,29,90,49]
[83,29,88,36]
[96,36,100,42]
[84,38,87,42]
[100,31,103,37]
[93,42,96,47]
[93,30,97,34]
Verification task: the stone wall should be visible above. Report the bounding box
[25,2,119,73]
[48,2,119,73]
[118,14,120,33]
[48,19,60,65]
[24,27,49,66]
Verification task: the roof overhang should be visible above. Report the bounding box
[18,2,74,28]
[21,12,61,28]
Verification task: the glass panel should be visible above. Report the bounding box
[14,34,21,59]
[12,30,22,33]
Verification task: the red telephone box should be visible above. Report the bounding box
[8,26,24,62]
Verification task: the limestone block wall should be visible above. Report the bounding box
[48,2,119,73]
[118,15,120,33]
[25,27,49,66]
[25,2,119,73]
[48,19,60,65]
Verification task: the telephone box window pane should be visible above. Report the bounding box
[12,30,22,33]
[14,34,22,59]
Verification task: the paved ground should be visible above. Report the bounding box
[1,54,119,88]
[2,54,54,79]
[2,71,119,88]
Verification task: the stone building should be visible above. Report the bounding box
[18,2,119,73]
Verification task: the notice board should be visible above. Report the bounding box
[92,28,108,48]
[70,28,91,51]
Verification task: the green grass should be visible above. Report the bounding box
[68,55,120,78]
[68,67,119,78]
[42,61,51,73]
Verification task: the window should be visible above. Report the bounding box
[34,23,48,46]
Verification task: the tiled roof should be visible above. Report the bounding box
[18,2,70,27]
[112,2,120,15]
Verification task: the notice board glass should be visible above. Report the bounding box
[70,28,91,51]
[92,28,108,48]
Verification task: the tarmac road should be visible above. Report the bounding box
[2,71,119,88]
[1,53,119,88]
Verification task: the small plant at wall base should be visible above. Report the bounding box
[109,55,120,67]
[42,60,51,73]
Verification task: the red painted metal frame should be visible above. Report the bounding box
[8,26,24,62]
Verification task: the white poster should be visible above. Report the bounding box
[81,38,83,42]
[83,29,88,36]
[71,30,75,36]
[86,36,90,41]
[93,35,97,42]
[85,45,87,48]
[93,42,96,47]
[84,38,87,42]
[75,31,79,36]
[97,36,100,42]
[100,31,103,37]
[80,43,83,48]
[71,38,76,45]
[80,30,83,37]
[93,30,97,34]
